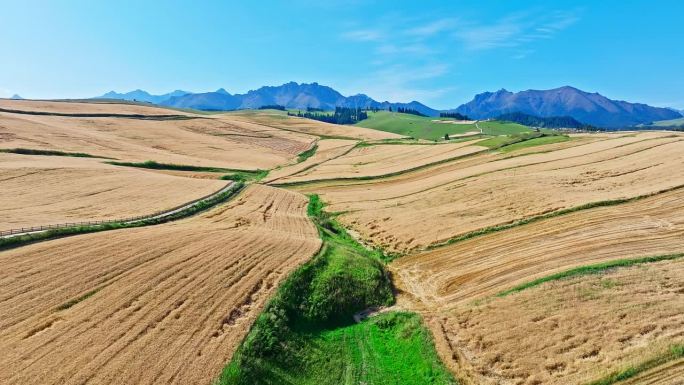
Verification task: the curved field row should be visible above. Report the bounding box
[293,132,670,196]
[224,109,404,140]
[294,132,684,251]
[618,358,684,385]
[392,186,684,309]
[272,140,486,184]
[0,99,190,116]
[0,153,227,230]
[0,100,316,170]
[262,138,358,183]
[427,259,684,385]
[0,184,321,385]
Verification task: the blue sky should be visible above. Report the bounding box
[1,0,682,109]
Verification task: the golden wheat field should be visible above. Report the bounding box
[225,109,403,140]
[0,152,227,229]
[292,131,684,252]
[425,259,684,385]
[263,138,358,183]
[0,184,320,385]
[272,140,486,184]
[0,100,316,169]
[0,99,188,115]
[392,186,684,309]
[3,97,684,385]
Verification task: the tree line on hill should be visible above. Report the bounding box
[496,112,598,130]
[288,107,369,124]
[258,105,286,110]
[391,107,426,116]
[440,112,470,120]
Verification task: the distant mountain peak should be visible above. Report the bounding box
[156,81,439,116]
[455,86,681,127]
[10,94,23,100]
[94,89,190,104]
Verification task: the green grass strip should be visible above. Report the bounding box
[0,182,244,251]
[477,131,566,150]
[0,147,109,158]
[220,169,269,182]
[586,344,684,385]
[218,194,455,385]
[296,143,318,163]
[496,253,684,297]
[271,148,487,187]
[107,160,238,173]
[56,288,103,311]
[428,184,684,250]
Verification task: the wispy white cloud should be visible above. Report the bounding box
[341,28,384,42]
[337,8,581,103]
[340,64,454,104]
[375,43,433,56]
[405,18,460,37]
[453,10,580,51]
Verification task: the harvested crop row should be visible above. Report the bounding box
[0,184,321,385]
[298,132,684,251]
[428,259,684,385]
[0,153,227,230]
[392,186,684,309]
[0,100,315,170]
[274,140,485,183]
[263,138,358,183]
[0,99,190,116]
[225,109,404,140]
[618,358,684,385]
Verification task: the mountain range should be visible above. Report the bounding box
[98,89,190,104]
[453,86,680,127]
[96,82,439,116]
[95,83,682,128]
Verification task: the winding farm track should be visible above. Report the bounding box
[0,184,321,385]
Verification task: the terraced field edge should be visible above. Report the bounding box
[0,147,112,159]
[496,253,684,297]
[0,182,244,251]
[586,344,684,385]
[427,183,684,250]
[218,194,456,385]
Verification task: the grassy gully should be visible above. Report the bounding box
[219,194,456,385]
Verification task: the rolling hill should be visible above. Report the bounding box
[453,86,682,127]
